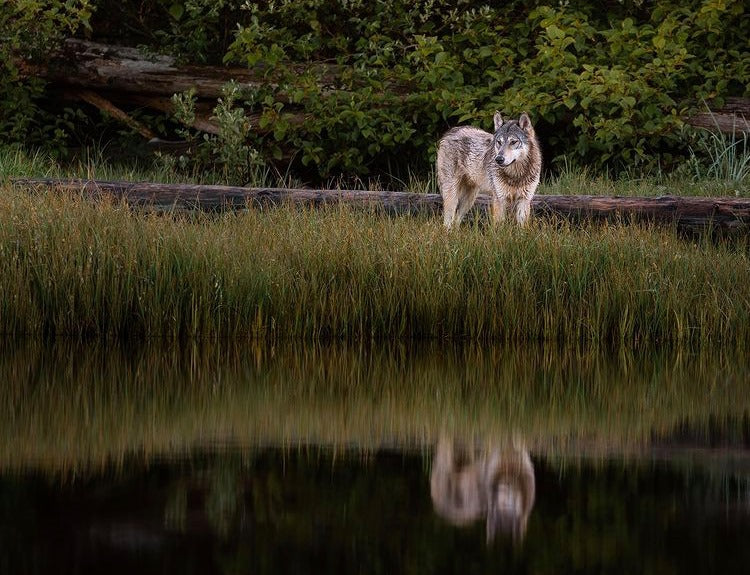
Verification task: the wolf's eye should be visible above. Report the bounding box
[509,139,520,147]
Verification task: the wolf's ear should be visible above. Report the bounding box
[493,111,503,131]
[519,112,532,132]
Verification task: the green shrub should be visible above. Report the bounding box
[165,81,266,185]
[224,0,748,176]
[153,0,234,63]
[0,1,94,150]
[4,0,748,177]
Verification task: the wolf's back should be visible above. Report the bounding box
[437,126,493,173]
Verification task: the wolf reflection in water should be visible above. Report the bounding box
[430,438,535,543]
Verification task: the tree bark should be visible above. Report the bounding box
[686,98,750,133]
[21,39,276,99]
[74,89,158,139]
[14,178,750,234]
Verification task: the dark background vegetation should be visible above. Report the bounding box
[2,0,748,180]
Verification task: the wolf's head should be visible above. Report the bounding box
[492,112,535,168]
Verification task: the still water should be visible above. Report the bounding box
[1,339,749,573]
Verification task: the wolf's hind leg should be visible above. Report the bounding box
[441,180,460,229]
[454,186,479,226]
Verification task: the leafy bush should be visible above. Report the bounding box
[166,81,265,185]
[153,0,234,63]
[4,0,748,177]
[224,0,748,176]
[0,0,94,150]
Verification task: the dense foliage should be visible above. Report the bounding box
[224,0,749,175]
[0,1,94,148]
[3,0,748,177]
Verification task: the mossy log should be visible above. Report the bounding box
[14,178,750,234]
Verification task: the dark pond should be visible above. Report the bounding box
[1,339,749,574]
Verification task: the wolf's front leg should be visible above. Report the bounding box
[490,194,508,225]
[515,198,532,226]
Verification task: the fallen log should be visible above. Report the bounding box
[20,39,279,99]
[27,39,311,140]
[74,89,158,139]
[686,97,750,133]
[14,178,750,234]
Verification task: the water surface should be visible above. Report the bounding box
[1,340,748,573]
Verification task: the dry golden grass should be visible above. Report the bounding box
[1,178,749,344]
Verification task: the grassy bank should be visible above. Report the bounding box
[1,148,749,344]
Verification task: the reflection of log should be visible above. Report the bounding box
[14,178,750,233]
[18,39,749,138]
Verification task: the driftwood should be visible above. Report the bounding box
[18,39,318,136]
[22,39,275,98]
[14,178,750,234]
[18,39,750,139]
[75,89,158,139]
[687,98,750,133]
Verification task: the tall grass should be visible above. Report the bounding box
[688,127,750,184]
[541,156,749,198]
[0,145,281,186]
[1,178,749,345]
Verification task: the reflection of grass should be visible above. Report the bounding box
[2,178,750,344]
[1,340,748,472]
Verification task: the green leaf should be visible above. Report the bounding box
[546,24,564,40]
[168,3,184,21]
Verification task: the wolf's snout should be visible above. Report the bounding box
[495,156,504,165]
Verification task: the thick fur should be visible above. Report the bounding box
[437,112,542,228]
[430,437,536,543]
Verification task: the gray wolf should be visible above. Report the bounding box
[437,112,542,228]
[430,437,536,543]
